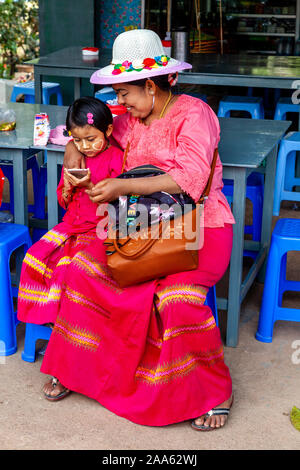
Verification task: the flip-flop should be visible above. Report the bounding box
[191,396,234,431]
[43,377,71,402]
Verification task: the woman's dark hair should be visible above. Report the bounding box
[128,74,174,91]
[66,96,113,135]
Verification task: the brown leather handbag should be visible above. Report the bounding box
[104,148,218,288]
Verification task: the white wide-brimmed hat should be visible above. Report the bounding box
[90,29,192,85]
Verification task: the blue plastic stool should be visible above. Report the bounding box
[255,218,300,343]
[273,132,300,216]
[0,223,32,356]
[10,81,63,105]
[205,285,218,326]
[0,155,41,216]
[218,96,264,119]
[22,323,52,362]
[274,97,300,120]
[34,163,47,219]
[222,172,264,242]
[95,87,117,103]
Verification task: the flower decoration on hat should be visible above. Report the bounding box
[112,55,170,75]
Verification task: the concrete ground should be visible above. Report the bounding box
[0,201,299,451]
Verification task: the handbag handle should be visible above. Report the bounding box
[112,224,162,259]
[121,141,130,173]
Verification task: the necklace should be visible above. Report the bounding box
[141,90,173,125]
[159,90,172,119]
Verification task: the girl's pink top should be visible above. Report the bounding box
[112,94,235,228]
[57,145,123,230]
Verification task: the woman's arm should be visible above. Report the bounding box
[86,173,182,204]
[63,140,86,169]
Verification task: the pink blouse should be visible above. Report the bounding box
[112,94,235,228]
[57,145,123,230]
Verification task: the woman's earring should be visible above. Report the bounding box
[149,90,154,95]
[151,94,155,111]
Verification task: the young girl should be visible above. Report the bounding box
[17,96,123,327]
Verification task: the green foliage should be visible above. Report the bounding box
[0,0,39,78]
[290,406,300,431]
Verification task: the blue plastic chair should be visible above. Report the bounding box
[0,155,43,217]
[21,323,52,362]
[0,222,32,356]
[273,132,300,216]
[218,96,264,119]
[205,285,218,326]
[222,172,264,242]
[10,81,63,105]
[255,218,300,343]
[95,87,117,102]
[274,97,300,121]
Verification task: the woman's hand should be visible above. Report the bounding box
[63,140,86,169]
[64,168,92,189]
[86,173,182,204]
[86,178,126,203]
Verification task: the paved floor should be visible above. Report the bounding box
[0,201,299,451]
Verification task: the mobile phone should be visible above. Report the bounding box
[67,168,89,179]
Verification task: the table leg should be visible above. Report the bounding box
[12,150,28,226]
[34,71,43,104]
[258,145,278,282]
[74,78,82,100]
[47,151,60,230]
[225,167,247,347]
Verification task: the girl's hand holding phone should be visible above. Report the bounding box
[64,168,92,189]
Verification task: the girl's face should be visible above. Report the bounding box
[71,124,112,157]
[112,83,153,119]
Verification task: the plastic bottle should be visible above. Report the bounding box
[162,32,172,57]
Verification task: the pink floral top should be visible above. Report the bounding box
[112,94,235,228]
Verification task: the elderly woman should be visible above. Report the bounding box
[40,29,235,431]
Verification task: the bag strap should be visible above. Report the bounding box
[121,141,130,173]
[197,148,219,205]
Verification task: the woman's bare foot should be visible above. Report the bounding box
[43,377,71,401]
[192,395,233,431]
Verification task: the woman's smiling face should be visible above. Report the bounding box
[112,83,153,119]
[71,124,112,157]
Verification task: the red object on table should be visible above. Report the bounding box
[107,104,127,115]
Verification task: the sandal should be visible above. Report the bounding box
[43,377,71,402]
[191,396,234,432]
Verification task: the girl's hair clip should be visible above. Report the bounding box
[87,112,94,125]
[63,128,71,137]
